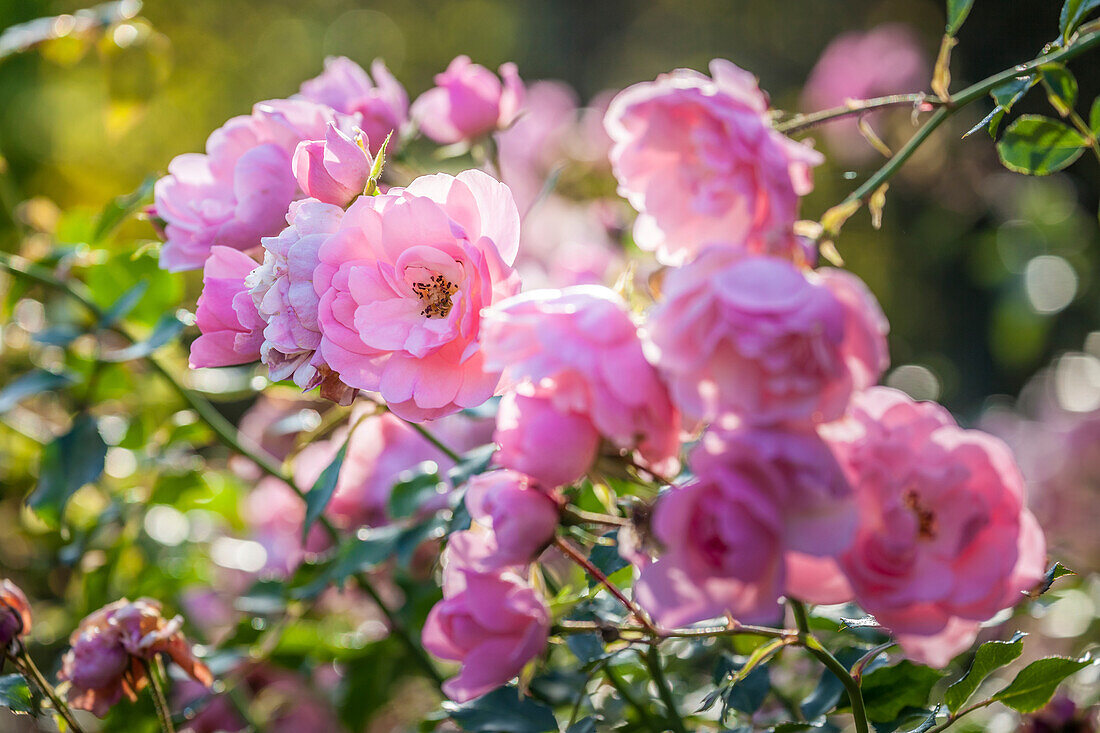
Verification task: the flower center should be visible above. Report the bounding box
[902,489,937,540]
[412,274,458,318]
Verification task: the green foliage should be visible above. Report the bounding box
[0,674,35,715]
[389,462,446,519]
[291,526,401,599]
[442,687,558,732]
[0,369,77,413]
[1061,0,1100,42]
[944,632,1026,713]
[27,413,107,527]
[946,0,975,35]
[92,175,156,244]
[586,531,628,590]
[302,440,347,539]
[1089,96,1100,133]
[858,661,944,723]
[996,115,1088,174]
[447,444,497,487]
[1039,64,1079,117]
[989,656,1093,713]
[100,312,185,362]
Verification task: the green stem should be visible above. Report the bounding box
[776,93,944,134]
[926,699,996,733]
[554,618,797,641]
[560,506,628,528]
[143,657,176,733]
[843,27,1100,207]
[353,574,444,690]
[790,601,869,733]
[603,665,659,730]
[643,646,686,733]
[399,416,462,463]
[16,644,86,733]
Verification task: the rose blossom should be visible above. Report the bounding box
[246,199,350,400]
[463,469,560,567]
[480,285,681,476]
[494,385,601,488]
[822,387,1047,666]
[605,59,823,266]
[314,169,521,421]
[645,250,889,426]
[422,538,549,702]
[61,598,213,717]
[189,246,265,368]
[292,122,373,207]
[412,55,525,144]
[0,579,31,649]
[299,56,409,155]
[154,99,349,272]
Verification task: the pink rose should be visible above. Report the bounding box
[422,547,549,701]
[691,426,858,557]
[514,196,624,289]
[299,57,409,156]
[190,246,265,368]
[292,122,373,207]
[0,579,31,649]
[605,59,823,266]
[314,169,521,421]
[412,55,525,145]
[634,471,785,628]
[494,385,601,488]
[823,387,1047,666]
[646,251,889,426]
[481,285,681,476]
[154,99,347,271]
[247,199,346,397]
[463,469,560,567]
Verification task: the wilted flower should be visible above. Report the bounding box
[190,246,265,368]
[314,169,521,420]
[0,579,32,650]
[61,598,213,717]
[605,59,823,266]
[299,56,408,155]
[412,55,525,144]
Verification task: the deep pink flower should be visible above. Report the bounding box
[154,99,347,272]
[634,472,785,628]
[646,251,889,425]
[412,55,525,144]
[299,56,409,155]
[463,469,560,567]
[822,387,1048,666]
[0,579,31,649]
[494,385,601,488]
[605,59,823,266]
[314,169,521,421]
[293,123,373,207]
[481,285,681,476]
[422,546,549,701]
[190,246,265,368]
[61,598,212,717]
[247,198,349,399]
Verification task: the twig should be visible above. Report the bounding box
[790,600,869,733]
[553,535,657,634]
[14,643,86,733]
[143,657,176,733]
[776,93,943,134]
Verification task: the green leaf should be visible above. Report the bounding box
[1089,97,1100,134]
[100,313,185,362]
[446,444,496,488]
[388,462,445,519]
[989,656,1093,713]
[860,661,945,723]
[1030,562,1077,597]
[27,413,107,527]
[0,370,77,414]
[801,648,865,719]
[0,674,34,714]
[566,718,599,733]
[1061,0,1100,42]
[302,441,348,539]
[93,175,156,243]
[291,525,401,599]
[443,687,558,732]
[99,280,149,327]
[946,0,975,34]
[944,632,1026,713]
[997,115,1088,175]
[873,707,938,733]
[587,531,629,590]
[1040,64,1079,117]
[565,632,606,664]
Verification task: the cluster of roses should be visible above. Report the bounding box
[160,52,1048,704]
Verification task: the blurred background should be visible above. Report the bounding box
[0,1,1098,730]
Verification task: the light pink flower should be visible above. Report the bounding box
[634,472,785,628]
[190,246,265,368]
[463,469,560,567]
[154,99,347,272]
[645,251,889,426]
[605,59,823,266]
[823,387,1047,666]
[314,169,521,421]
[802,25,929,162]
[494,385,601,488]
[497,80,578,211]
[298,56,408,155]
[481,285,681,475]
[515,196,623,289]
[422,544,549,702]
[293,123,373,207]
[61,598,212,717]
[0,579,31,649]
[691,426,858,557]
[412,55,525,144]
[247,199,349,400]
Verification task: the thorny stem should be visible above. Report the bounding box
[643,645,687,733]
[553,535,658,634]
[15,643,86,733]
[143,657,176,733]
[790,600,870,733]
[776,93,944,134]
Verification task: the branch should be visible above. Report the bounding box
[776,93,943,134]
[553,535,658,634]
[790,601,870,733]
